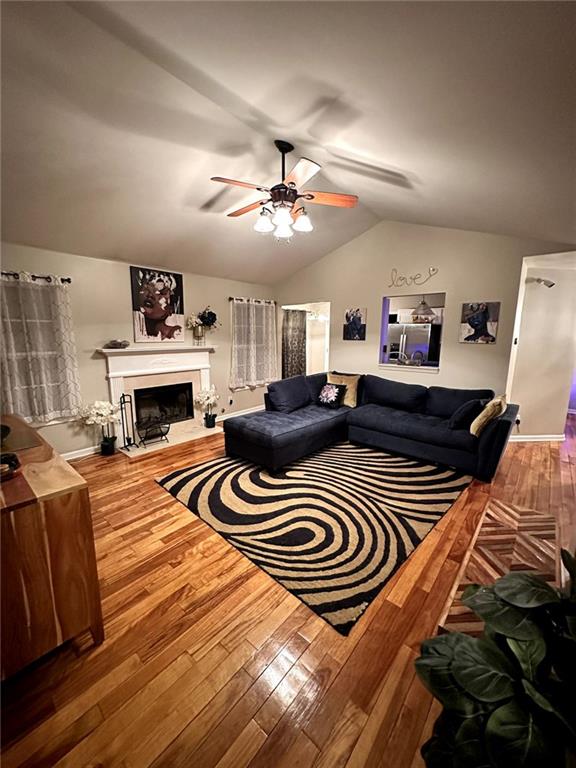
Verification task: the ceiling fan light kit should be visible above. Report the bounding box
[274,222,294,240]
[253,210,275,234]
[271,205,293,227]
[292,210,313,233]
[211,140,359,243]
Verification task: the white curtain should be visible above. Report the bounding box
[1,273,82,423]
[230,298,278,389]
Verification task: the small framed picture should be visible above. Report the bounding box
[343,307,367,341]
[459,302,500,344]
[130,266,184,342]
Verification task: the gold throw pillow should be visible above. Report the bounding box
[327,373,360,408]
[470,395,507,437]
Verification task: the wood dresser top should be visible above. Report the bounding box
[0,415,86,512]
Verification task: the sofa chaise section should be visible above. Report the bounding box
[224,374,349,471]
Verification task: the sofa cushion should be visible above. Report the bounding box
[332,371,365,404]
[426,386,495,418]
[348,404,477,452]
[448,399,486,430]
[224,405,349,448]
[305,372,327,401]
[362,375,427,412]
[318,383,347,409]
[267,375,311,413]
[328,372,360,407]
[470,395,507,437]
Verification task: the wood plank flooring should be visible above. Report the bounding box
[2,419,574,768]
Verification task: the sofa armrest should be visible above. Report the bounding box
[476,403,519,482]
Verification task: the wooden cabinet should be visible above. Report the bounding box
[1,415,103,679]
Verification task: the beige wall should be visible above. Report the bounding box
[274,220,553,394]
[3,224,568,453]
[306,316,330,374]
[509,267,576,436]
[1,242,276,454]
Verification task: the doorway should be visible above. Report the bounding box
[505,251,576,439]
[281,302,330,378]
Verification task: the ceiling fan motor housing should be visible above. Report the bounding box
[269,184,299,207]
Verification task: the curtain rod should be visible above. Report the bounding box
[1,270,72,284]
[228,296,276,304]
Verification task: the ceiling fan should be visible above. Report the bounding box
[211,140,359,239]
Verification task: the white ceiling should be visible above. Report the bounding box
[2,1,575,284]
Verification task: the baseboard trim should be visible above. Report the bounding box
[509,434,566,443]
[62,445,100,461]
[217,405,263,422]
[61,407,262,459]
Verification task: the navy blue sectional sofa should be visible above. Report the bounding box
[223,373,519,482]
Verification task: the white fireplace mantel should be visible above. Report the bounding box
[97,346,215,379]
[97,345,216,357]
[97,345,215,406]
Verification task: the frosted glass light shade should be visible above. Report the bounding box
[274,222,293,239]
[292,212,313,232]
[413,298,435,318]
[253,212,274,233]
[272,205,293,226]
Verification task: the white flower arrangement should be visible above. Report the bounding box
[186,314,203,329]
[194,386,219,414]
[82,400,119,439]
[186,307,220,330]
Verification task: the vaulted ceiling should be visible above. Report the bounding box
[2,1,575,283]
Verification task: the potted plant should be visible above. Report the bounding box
[415,549,576,767]
[194,386,219,428]
[82,400,120,455]
[186,306,220,345]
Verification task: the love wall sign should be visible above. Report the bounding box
[388,266,439,288]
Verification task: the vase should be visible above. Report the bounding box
[193,325,205,345]
[101,436,117,456]
[204,413,217,429]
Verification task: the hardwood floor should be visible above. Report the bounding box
[2,420,574,768]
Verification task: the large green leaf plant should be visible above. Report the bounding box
[415,549,576,767]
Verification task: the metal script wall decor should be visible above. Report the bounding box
[388,266,439,288]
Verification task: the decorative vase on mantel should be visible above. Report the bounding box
[192,325,205,345]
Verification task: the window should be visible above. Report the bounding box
[229,298,278,389]
[1,274,82,422]
[380,293,446,369]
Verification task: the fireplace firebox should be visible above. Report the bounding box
[133,382,194,429]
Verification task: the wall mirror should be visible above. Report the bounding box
[379,293,446,368]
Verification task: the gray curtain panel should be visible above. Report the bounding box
[282,309,307,378]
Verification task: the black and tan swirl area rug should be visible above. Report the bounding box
[158,444,471,635]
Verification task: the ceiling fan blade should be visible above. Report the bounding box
[291,206,303,221]
[284,158,321,188]
[302,191,358,208]
[212,177,268,191]
[325,146,413,189]
[227,200,268,218]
